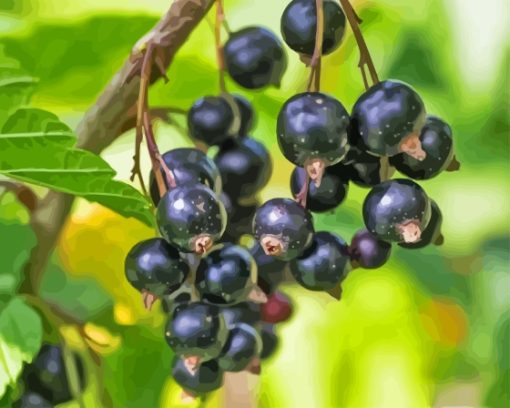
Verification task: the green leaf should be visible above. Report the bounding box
[0,297,42,398]
[0,109,154,227]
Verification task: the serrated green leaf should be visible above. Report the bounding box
[0,108,154,227]
[0,297,42,398]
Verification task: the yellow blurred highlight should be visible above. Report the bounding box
[114,302,137,326]
[83,323,121,355]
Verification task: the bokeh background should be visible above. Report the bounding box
[1,0,509,406]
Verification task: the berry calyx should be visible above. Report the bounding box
[253,198,315,261]
[217,323,262,372]
[399,199,443,249]
[290,231,351,291]
[277,92,350,186]
[362,179,432,243]
[349,228,391,269]
[260,291,293,324]
[224,26,287,89]
[196,244,257,305]
[187,96,234,146]
[165,302,228,362]
[281,0,346,56]
[125,238,190,309]
[351,80,427,158]
[172,357,224,395]
[390,116,455,179]
[156,184,227,253]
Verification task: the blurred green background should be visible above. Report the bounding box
[1,0,509,406]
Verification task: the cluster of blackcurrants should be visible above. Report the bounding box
[124,0,457,399]
[12,344,86,408]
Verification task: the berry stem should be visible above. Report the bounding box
[378,155,391,182]
[338,0,379,89]
[294,171,310,208]
[307,0,324,92]
[215,0,227,93]
[446,155,461,172]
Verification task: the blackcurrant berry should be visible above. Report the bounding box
[125,238,189,309]
[221,302,261,329]
[260,291,293,324]
[218,323,262,372]
[259,323,279,360]
[249,241,288,294]
[157,184,227,254]
[195,244,257,305]
[351,80,427,159]
[224,26,287,89]
[253,198,314,261]
[362,179,432,243]
[349,228,391,268]
[290,164,348,212]
[340,145,394,188]
[281,0,346,56]
[277,92,350,186]
[12,392,53,408]
[149,148,222,206]
[214,137,272,199]
[233,94,255,136]
[165,302,228,362]
[390,116,454,179]
[187,96,234,146]
[290,231,350,291]
[172,357,224,395]
[22,345,86,405]
[399,199,443,249]
[223,200,259,241]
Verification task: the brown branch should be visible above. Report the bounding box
[20,0,215,295]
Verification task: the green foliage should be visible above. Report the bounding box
[0,297,42,397]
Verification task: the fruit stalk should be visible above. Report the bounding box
[337,0,379,89]
[307,0,324,92]
[215,0,227,93]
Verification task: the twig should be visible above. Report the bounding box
[215,0,227,92]
[338,0,379,89]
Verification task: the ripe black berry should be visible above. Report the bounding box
[214,137,272,199]
[253,198,314,261]
[224,26,287,89]
[172,357,224,395]
[22,345,85,405]
[218,323,262,372]
[157,184,227,254]
[165,302,228,362]
[187,96,234,146]
[362,179,432,243]
[339,144,394,187]
[351,80,427,159]
[233,94,255,136]
[249,241,287,294]
[222,199,259,243]
[390,116,454,179]
[349,228,391,268]
[260,291,293,324]
[259,323,279,360]
[290,231,350,291]
[399,199,443,249]
[196,244,257,305]
[12,392,53,408]
[149,148,222,206]
[277,92,350,185]
[221,302,261,328]
[281,0,346,56]
[290,164,348,212]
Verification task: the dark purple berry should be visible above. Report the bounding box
[259,324,279,360]
[196,244,257,305]
[351,80,427,158]
[218,323,262,372]
[340,144,393,187]
[290,231,350,291]
[362,179,432,243]
[172,357,223,395]
[233,94,255,136]
[349,228,391,268]
[277,92,350,186]
[221,302,261,329]
[125,238,189,297]
[149,148,222,206]
[399,199,443,249]
[224,27,287,89]
[223,200,259,242]
[156,184,227,254]
[390,116,454,179]
[249,242,287,294]
[188,96,234,146]
[290,164,348,212]
[281,0,346,56]
[260,291,293,324]
[12,392,53,408]
[214,137,272,199]
[253,198,314,261]
[165,302,228,361]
